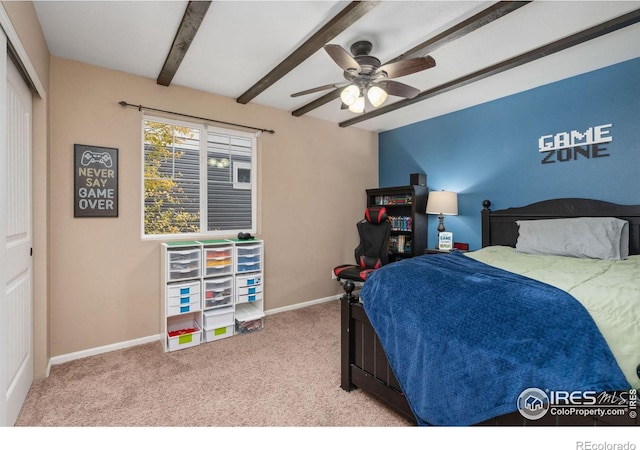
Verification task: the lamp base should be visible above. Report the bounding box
[437,214,446,233]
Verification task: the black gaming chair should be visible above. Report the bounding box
[333,206,392,301]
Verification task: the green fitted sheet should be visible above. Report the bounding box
[466,245,640,388]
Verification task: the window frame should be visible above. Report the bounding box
[141,115,257,240]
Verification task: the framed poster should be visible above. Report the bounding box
[74,144,118,217]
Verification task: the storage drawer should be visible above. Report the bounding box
[235,317,263,334]
[168,291,200,308]
[205,257,232,267]
[169,248,201,262]
[236,245,261,257]
[204,325,234,342]
[204,264,232,277]
[168,249,201,282]
[204,277,233,308]
[236,262,260,272]
[167,281,200,298]
[237,255,260,264]
[205,247,233,260]
[236,291,263,304]
[236,274,262,288]
[235,304,264,334]
[235,244,261,273]
[204,294,232,309]
[167,281,200,313]
[203,306,235,329]
[204,246,233,276]
[167,318,201,351]
[237,284,263,297]
[167,300,200,316]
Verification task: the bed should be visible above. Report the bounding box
[340,198,640,426]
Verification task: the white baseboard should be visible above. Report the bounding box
[45,295,341,374]
[264,294,340,316]
[47,334,162,375]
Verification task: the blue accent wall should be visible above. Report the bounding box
[378,57,640,251]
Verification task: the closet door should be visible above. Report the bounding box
[0,30,34,426]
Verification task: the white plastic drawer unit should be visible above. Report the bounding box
[204,246,233,277]
[204,325,234,342]
[167,248,201,281]
[235,244,262,273]
[235,274,263,304]
[203,277,233,309]
[167,281,201,316]
[203,306,234,330]
[235,303,265,334]
[167,316,202,351]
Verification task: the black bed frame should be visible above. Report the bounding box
[340,198,640,426]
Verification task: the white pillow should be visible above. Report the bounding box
[515,217,629,260]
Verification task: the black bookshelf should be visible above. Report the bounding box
[366,185,428,261]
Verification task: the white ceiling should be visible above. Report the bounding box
[33,1,640,132]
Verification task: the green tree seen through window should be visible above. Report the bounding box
[144,121,200,235]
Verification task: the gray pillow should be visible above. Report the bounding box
[515,217,629,260]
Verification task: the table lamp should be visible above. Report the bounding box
[426,190,458,233]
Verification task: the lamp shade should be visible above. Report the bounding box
[426,191,458,216]
[367,85,388,107]
[340,85,360,106]
[348,95,365,113]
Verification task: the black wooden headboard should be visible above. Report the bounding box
[481,198,640,255]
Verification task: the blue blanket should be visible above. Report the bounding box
[361,251,630,426]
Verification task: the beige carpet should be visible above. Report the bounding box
[15,299,412,427]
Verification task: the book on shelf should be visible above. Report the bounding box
[375,195,413,206]
[390,215,412,231]
[389,235,412,254]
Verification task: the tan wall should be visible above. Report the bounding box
[3,1,51,378]
[49,56,378,357]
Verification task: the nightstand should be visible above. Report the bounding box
[425,243,469,254]
[425,248,457,254]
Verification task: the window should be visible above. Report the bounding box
[143,116,256,238]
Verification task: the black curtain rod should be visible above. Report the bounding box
[118,101,275,135]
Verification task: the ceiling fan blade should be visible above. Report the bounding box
[340,102,349,110]
[291,82,346,97]
[374,80,421,99]
[324,44,362,73]
[375,55,436,79]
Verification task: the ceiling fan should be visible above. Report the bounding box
[291,40,436,113]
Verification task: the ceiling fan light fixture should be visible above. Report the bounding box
[367,85,388,108]
[348,95,365,113]
[340,84,360,106]
[208,157,230,168]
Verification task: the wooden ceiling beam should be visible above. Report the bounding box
[292,0,529,117]
[385,1,530,64]
[339,7,640,128]
[236,1,379,105]
[290,88,342,117]
[157,1,212,87]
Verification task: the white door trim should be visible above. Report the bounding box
[0,3,45,99]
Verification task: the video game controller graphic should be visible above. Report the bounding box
[81,150,113,168]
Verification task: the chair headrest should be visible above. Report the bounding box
[364,206,388,224]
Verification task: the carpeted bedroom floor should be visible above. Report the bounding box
[15,299,412,427]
